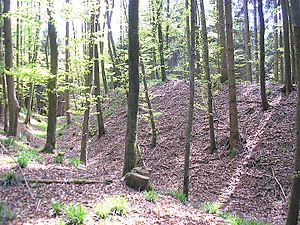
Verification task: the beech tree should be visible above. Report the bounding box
[3,0,20,137]
[225,0,239,152]
[258,0,269,111]
[43,4,58,153]
[286,1,300,224]
[243,0,252,82]
[123,0,139,175]
[183,0,195,199]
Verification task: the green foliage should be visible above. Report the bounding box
[0,172,19,187]
[266,89,272,96]
[202,202,221,214]
[144,190,157,203]
[221,212,270,225]
[168,191,187,203]
[0,137,15,147]
[65,204,88,225]
[94,196,128,219]
[17,148,41,168]
[0,202,15,224]
[55,153,65,164]
[68,158,81,168]
[12,64,49,84]
[229,148,237,158]
[50,200,63,217]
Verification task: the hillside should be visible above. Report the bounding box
[0,80,297,225]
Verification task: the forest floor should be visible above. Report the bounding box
[0,79,297,225]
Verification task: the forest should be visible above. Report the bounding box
[0,0,300,224]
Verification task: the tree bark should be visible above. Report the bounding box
[3,0,20,137]
[24,82,34,125]
[225,0,239,152]
[281,0,293,94]
[123,0,139,176]
[254,0,260,83]
[243,0,252,82]
[156,0,167,82]
[199,0,216,153]
[274,0,279,82]
[65,0,71,125]
[218,0,228,83]
[94,17,105,137]
[183,0,195,200]
[286,1,300,224]
[80,18,94,165]
[140,57,157,147]
[258,0,269,111]
[43,6,58,153]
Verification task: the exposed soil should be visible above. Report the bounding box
[0,80,297,224]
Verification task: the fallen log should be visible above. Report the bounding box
[0,178,113,185]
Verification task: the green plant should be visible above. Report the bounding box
[144,190,157,202]
[65,204,87,225]
[0,172,18,187]
[266,89,272,96]
[202,202,221,214]
[68,158,81,168]
[168,191,187,203]
[229,148,237,158]
[0,137,15,147]
[17,148,41,168]
[50,200,63,217]
[55,153,65,164]
[94,196,128,219]
[220,212,270,225]
[0,202,15,224]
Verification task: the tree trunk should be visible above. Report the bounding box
[287,2,296,84]
[258,0,269,111]
[183,0,195,200]
[156,0,167,82]
[279,0,284,84]
[80,19,94,165]
[140,57,157,147]
[254,0,260,83]
[24,82,34,125]
[243,0,252,82]
[199,0,216,153]
[281,0,293,94]
[286,1,300,223]
[123,0,139,176]
[43,6,58,153]
[94,18,105,137]
[65,0,71,125]
[99,20,108,95]
[218,0,227,83]
[3,0,20,137]
[225,0,239,152]
[274,0,279,82]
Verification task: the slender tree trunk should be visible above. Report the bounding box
[254,0,260,83]
[4,0,19,137]
[64,0,71,125]
[279,1,284,84]
[140,57,157,147]
[99,18,108,94]
[287,3,296,84]
[282,0,293,94]
[274,0,279,82]
[123,0,139,176]
[43,6,58,153]
[218,0,227,83]
[80,18,94,165]
[24,82,34,124]
[286,2,300,224]
[199,0,216,153]
[225,0,239,152]
[258,0,269,111]
[243,0,252,82]
[183,0,195,200]
[157,0,167,82]
[94,18,105,137]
